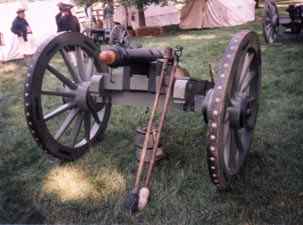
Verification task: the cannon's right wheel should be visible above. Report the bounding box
[24,32,111,161]
[263,0,279,43]
[207,31,262,190]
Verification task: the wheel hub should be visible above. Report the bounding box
[229,96,251,129]
[74,81,91,111]
[73,75,105,112]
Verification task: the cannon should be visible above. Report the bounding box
[263,0,303,43]
[24,30,262,212]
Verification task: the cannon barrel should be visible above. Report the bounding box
[99,46,164,67]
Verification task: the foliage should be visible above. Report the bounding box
[75,0,100,6]
[120,0,162,8]
[75,0,164,8]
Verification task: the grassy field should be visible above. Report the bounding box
[1,7,303,225]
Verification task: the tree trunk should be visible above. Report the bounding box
[255,0,260,8]
[124,5,129,27]
[137,4,146,27]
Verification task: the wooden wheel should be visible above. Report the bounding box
[24,32,111,161]
[207,31,262,190]
[263,0,280,43]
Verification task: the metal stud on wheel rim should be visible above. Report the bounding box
[263,0,279,43]
[24,32,111,161]
[207,31,262,190]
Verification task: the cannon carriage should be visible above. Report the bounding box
[24,30,262,212]
[263,0,303,43]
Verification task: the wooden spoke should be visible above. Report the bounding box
[46,64,77,90]
[59,49,80,83]
[84,113,91,142]
[41,90,75,98]
[43,102,74,122]
[72,112,84,147]
[75,47,86,81]
[54,108,80,141]
[239,53,254,86]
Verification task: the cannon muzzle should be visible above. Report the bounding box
[99,50,117,65]
[99,47,164,67]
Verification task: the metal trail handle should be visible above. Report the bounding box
[133,48,173,193]
[144,57,177,187]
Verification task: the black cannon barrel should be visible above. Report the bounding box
[99,46,164,67]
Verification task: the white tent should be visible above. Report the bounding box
[0,0,58,62]
[145,4,180,27]
[114,3,180,29]
[180,0,256,29]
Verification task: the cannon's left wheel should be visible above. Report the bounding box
[24,32,111,161]
[207,31,262,190]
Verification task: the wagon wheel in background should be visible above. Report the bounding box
[24,32,111,161]
[109,24,130,47]
[263,0,280,43]
[207,31,262,190]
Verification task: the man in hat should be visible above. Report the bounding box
[11,8,32,42]
[10,7,36,64]
[56,1,80,32]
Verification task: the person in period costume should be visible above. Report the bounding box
[56,1,80,32]
[10,7,36,63]
[11,8,32,42]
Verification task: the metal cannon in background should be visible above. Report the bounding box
[263,0,303,43]
[24,30,262,212]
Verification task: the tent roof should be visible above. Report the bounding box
[145,4,180,17]
[180,0,256,29]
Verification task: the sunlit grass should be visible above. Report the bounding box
[42,165,126,202]
[178,34,217,40]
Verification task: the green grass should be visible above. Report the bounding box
[1,8,303,225]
